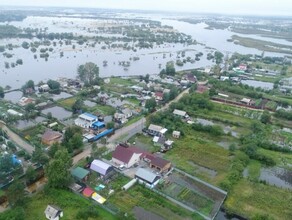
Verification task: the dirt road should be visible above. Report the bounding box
[0,120,34,154]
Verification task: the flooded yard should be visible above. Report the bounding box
[259,167,292,190]
[41,106,72,120]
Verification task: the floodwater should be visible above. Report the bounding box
[241,80,274,90]
[4,91,23,103]
[1,14,290,89]
[84,100,96,107]
[259,167,292,190]
[41,106,72,120]
[14,116,46,130]
[51,92,73,101]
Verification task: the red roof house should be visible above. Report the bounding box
[112,145,143,168]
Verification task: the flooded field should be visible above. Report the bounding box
[41,106,72,120]
[259,167,292,190]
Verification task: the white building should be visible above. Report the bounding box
[44,205,63,220]
[74,113,98,129]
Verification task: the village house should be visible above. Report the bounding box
[154,92,164,101]
[41,130,63,145]
[112,145,143,168]
[172,131,181,139]
[149,157,172,173]
[173,109,189,118]
[18,97,35,106]
[38,84,50,92]
[147,124,167,137]
[74,113,98,129]
[240,98,255,106]
[184,73,197,84]
[44,205,63,220]
[114,113,128,124]
[121,108,133,119]
[135,168,160,188]
[90,159,114,179]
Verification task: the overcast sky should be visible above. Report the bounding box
[1,0,292,16]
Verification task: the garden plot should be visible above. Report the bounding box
[158,169,226,219]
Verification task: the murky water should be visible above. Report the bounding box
[41,106,72,120]
[241,80,274,90]
[14,116,46,130]
[1,14,289,90]
[259,167,292,190]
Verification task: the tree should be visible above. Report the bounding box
[6,180,26,206]
[32,147,49,165]
[62,126,83,152]
[25,165,37,184]
[47,80,61,94]
[25,103,35,113]
[165,62,176,76]
[106,122,115,129]
[45,149,72,189]
[48,143,60,158]
[260,110,271,124]
[0,86,5,98]
[145,98,157,112]
[169,87,178,100]
[77,62,99,85]
[209,87,217,97]
[72,99,84,113]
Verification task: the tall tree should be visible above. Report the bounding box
[0,86,4,98]
[77,62,99,85]
[6,180,26,206]
[145,98,157,112]
[45,149,72,189]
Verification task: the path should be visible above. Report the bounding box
[0,120,34,154]
[158,88,190,112]
[73,117,146,165]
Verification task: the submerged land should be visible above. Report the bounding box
[0,7,292,220]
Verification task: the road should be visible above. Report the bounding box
[72,117,146,165]
[158,88,190,112]
[72,89,189,165]
[0,120,34,154]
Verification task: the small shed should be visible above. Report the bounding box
[44,205,63,220]
[71,167,89,182]
[41,130,63,146]
[150,157,172,173]
[172,131,181,139]
[82,187,94,197]
[90,159,113,177]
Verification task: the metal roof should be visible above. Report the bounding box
[79,113,97,121]
[148,124,163,132]
[90,159,112,176]
[173,109,187,117]
[135,168,159,184]
[71,167,89,180]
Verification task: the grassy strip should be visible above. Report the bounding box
[225,179,292,220]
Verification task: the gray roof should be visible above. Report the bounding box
[135,168,159,184]
[173,109,187,117]
[90,159,112,176]
[148,124,163,132]
[44,205,62,218]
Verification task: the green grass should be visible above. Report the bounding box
[247,160,261,182]
[109,77,134,86]
[123,115,144,127]
[258,148,292,166]
[109,184,194,220]
[90,104,116,115]
[125,98,140,106]
[165,131,231,185]
[58,97,77,110]
[1,188,117,220]
[225,179,292,220]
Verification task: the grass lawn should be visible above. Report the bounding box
[165,131,231,185]
[109,184,196,220]
[246,160,261,182]
[258,148,292,166]
[90,104,116,115]
[58,97,77,110]
[125,98,140,106]
[123,115,144,127]
[1,189,117,220]
[109,77,135,86]
[225,179,292,220]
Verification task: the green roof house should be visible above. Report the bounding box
[71,167,89,181]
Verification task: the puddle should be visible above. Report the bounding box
[259,167,292,190]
